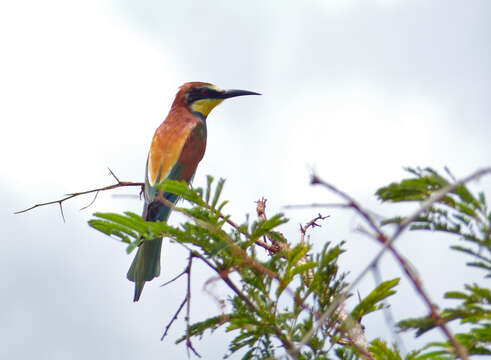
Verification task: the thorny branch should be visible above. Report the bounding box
[184,254,200,358]
[161,296,187,341]
[14,168,144,221]
[295,167,491,359]
[160,252,201,358]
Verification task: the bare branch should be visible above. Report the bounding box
[301,213,329,233]
[15,168,144,218]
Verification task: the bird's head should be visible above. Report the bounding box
[174,82,260,119]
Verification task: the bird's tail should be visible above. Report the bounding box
[126,237,163,301]
[127,199,174,301]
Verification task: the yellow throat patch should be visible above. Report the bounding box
[190,98,224,117]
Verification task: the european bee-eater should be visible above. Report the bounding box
[127,82,260,301]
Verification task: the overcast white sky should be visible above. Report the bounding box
[1,1,490,359]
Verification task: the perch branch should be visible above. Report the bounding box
[15,168,144,221]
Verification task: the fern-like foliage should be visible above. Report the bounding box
[377,167,491,358]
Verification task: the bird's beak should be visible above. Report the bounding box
[220,89,261,99]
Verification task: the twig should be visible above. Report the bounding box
[161,267,189,287]
[310,174,382,240]
[160,252,201,357]
[161,296,187,341]
[15,168,144,220]
[161,254,195,342]
[202,273,228,309]
[255,198,275,253]
[300,213,329,244]
[184,253,201,358]
[108,168,120,182]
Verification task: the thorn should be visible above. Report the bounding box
[108,167,120,183]
[80,191,99,211]
[59,202,66,223]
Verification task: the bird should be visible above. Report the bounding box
[127,81,260,301]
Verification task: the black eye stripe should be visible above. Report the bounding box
[187,87,221,104]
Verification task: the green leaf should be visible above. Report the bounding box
[251,214,288,240]
[175,314,231,344]
[88,219,135,243]
[205,175,213,204]
[351,278,400,321]
[211,178,225,209]
[162,179,204,205]
[291,261,317,278]
[369,339,403,360]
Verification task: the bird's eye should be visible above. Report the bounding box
[200,88,208,96]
